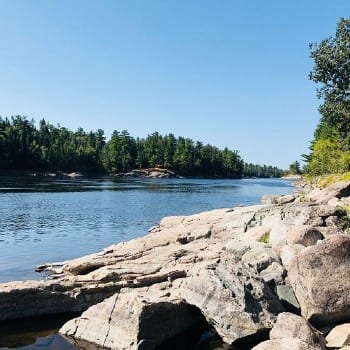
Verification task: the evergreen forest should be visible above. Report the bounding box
[0,116,283,178]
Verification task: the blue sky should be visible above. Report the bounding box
[0,0,349,168]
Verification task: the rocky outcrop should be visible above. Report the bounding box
[287,234,350,325]
[60,283,204,350]
[1,181,350,349]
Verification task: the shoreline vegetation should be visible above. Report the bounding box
[0,116,284,179]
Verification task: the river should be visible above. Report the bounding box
[0,176,295,283]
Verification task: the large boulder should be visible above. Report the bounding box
[179,259,284,345]
[60,284,204,350]
[270,312,325,349]
[288,234,350,325]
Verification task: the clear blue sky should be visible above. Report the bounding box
[0,0,349,168]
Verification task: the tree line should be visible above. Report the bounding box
[305,18,350,175]
[0,116,284,178]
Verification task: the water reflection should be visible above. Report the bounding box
[0,314,79,350]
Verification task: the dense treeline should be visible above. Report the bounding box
[104,130,244,177]
[0,117,106,172]
[243,163,284,178]
[0,116,285,178]
[0,116,247,178]
[305,18,350,175]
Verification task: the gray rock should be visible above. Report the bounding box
[282,205,324,227]
[261,210,289,249]
[286,225,324,247]
[259,262,285,285]
[241,247,279,273]
[0,279,120,321]
[276,195,295,205]
[280,244,305,269]
[325,215,341,227]
[276,284,300,313]
[180,259,284,345]
[261,194,295,205]
[288,234,350,325]
[61,285,203,350]
[316,205,344,218]
[270,312,326,349]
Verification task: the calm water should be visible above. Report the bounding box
[0,176,294,283]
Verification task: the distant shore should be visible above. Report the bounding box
[0,169,290,180]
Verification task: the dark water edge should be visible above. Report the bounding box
[0,316,269,350]
[0,314,79,350]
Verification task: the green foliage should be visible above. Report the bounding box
[0,116,247,178]
[258,232,270,244]
[308,128,350,175]
[288,161,302,175]
[243,163,284,178]
[309,18,350,140]
[306,18,350,175]
[303,171,350,189]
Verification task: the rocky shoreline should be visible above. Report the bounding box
[2,181,350,349]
